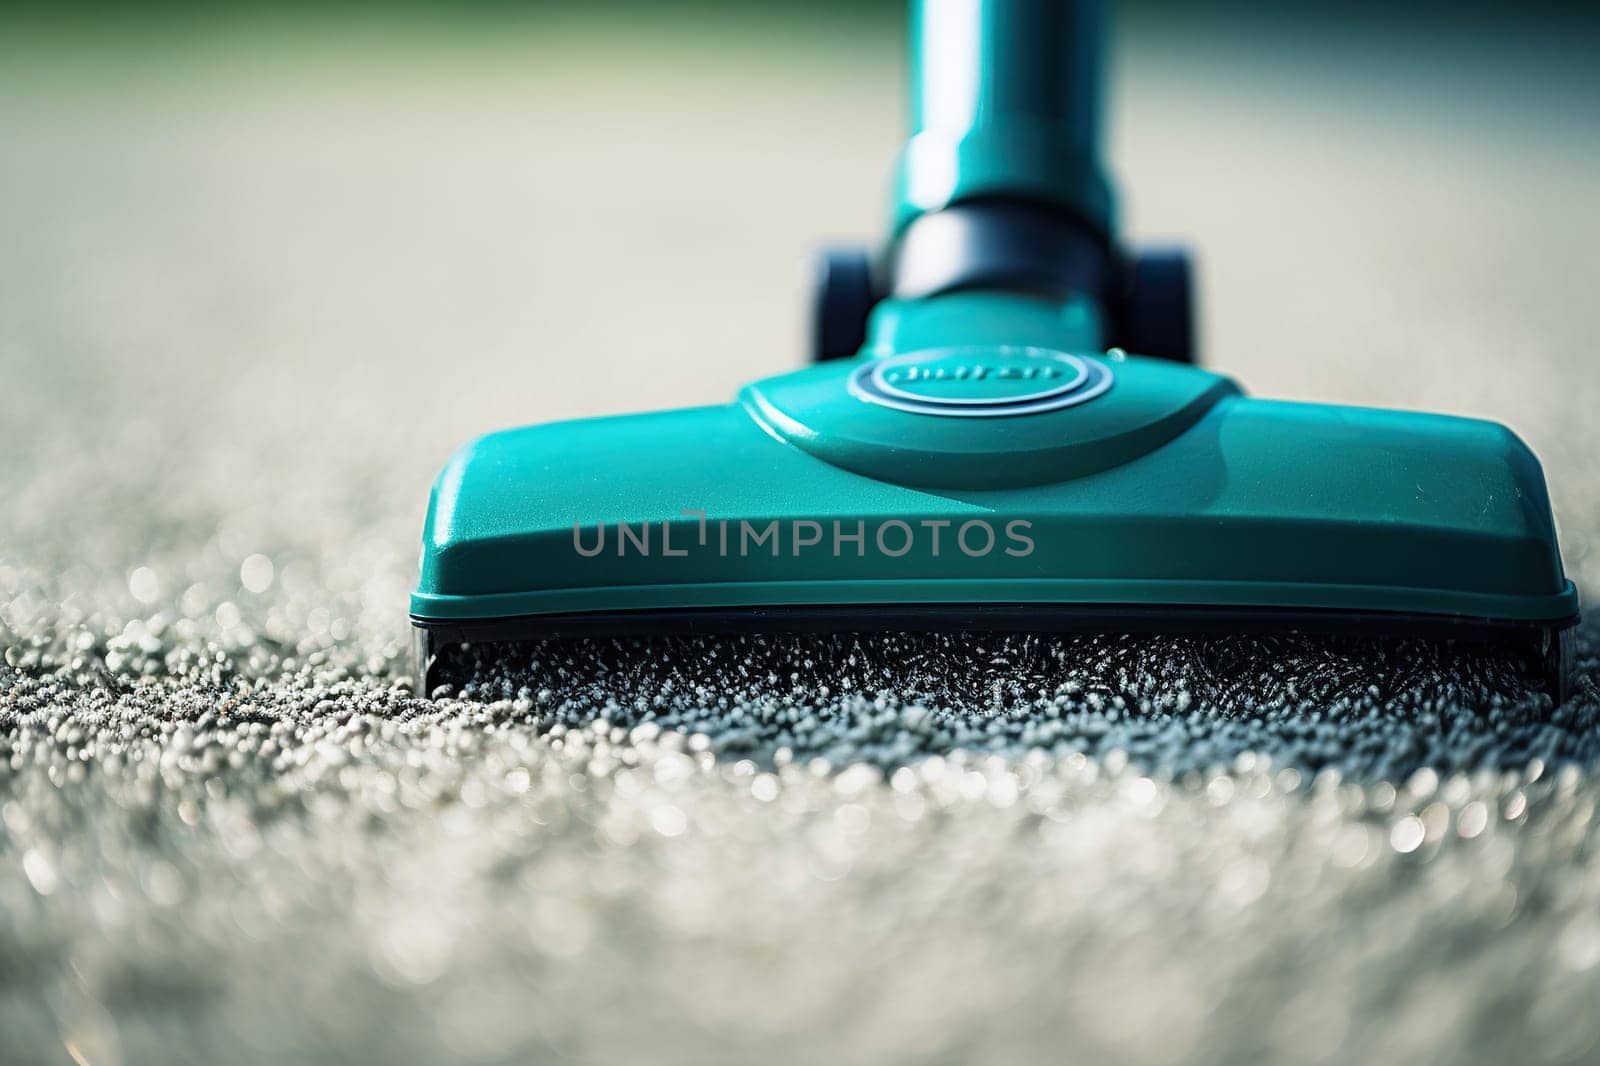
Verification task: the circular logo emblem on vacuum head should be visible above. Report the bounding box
[847,346,1113,417]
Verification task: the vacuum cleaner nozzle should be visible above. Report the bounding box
[410,0,1578,699]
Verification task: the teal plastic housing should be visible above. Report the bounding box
[414,292,1576,630]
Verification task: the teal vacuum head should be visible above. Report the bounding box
[411,0,1578,698]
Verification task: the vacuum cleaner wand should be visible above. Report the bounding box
[820,0,1187,364]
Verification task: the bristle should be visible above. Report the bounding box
[428,629,1588,780]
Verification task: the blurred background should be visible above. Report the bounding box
[2,0,1597,635]
[2,4,1599,1064]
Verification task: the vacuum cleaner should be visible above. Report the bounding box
[410,0,1577,700]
